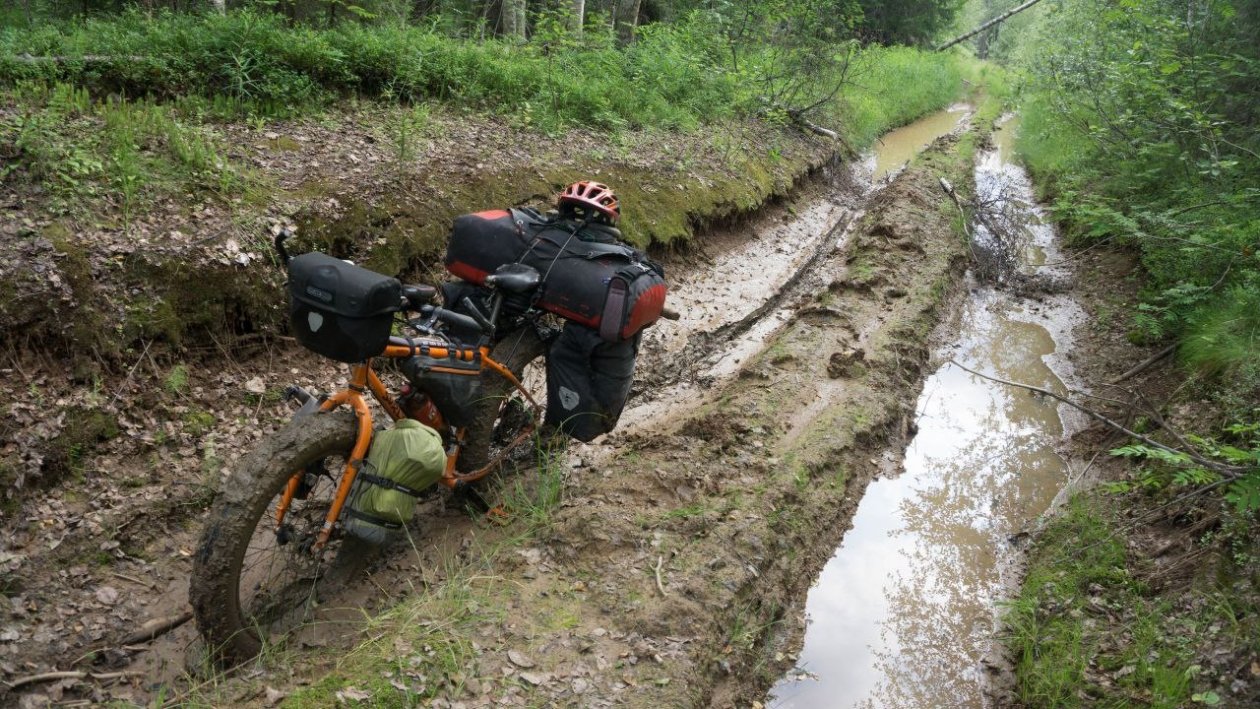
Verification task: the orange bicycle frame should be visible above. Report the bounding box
[271,342,541,552]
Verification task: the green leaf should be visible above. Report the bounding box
[1225,475,1260,513]
[1192,691,1221,705]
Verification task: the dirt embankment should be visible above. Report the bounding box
[0,105,834,499]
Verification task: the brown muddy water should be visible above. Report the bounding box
[767,117,1087,708]
[869,105,969,183]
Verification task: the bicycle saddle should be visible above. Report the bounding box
[486,263,541,294]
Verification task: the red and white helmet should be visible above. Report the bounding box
[558,180,620,223]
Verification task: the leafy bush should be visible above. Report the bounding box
[1013,0,1260,386]
[0,10,741,130]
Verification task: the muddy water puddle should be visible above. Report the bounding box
[768,117,1084,708]
[868,105,969,183]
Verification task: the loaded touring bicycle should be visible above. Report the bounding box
[191,185,669,663]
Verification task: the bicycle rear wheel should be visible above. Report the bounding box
[190,410,371,664]
[458,326,549,473]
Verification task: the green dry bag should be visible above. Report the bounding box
[344,419,446,544]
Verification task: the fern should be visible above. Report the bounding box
[1224,474,1260,513]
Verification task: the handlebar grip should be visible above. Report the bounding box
[433,307,484,333]
[460,296,494,332]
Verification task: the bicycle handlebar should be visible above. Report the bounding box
[424,306,484,334]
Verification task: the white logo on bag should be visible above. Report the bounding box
[559,386,580,411]
[308,312,324,332]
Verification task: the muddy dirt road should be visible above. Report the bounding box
[2,107,975,707]
[767,115,1087,708]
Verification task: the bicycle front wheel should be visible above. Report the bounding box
[189,409,371,664]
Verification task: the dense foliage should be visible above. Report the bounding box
[1014,0,1260,397]
[0,1,970,133]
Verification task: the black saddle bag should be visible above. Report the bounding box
[445,209,667,342]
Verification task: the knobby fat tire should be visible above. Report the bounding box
[189,410,359,664]
[457,326,548,473]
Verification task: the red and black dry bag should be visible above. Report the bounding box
[444,209,667,342]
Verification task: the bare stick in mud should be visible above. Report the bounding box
[654,556,668,596]
[1108,344,1177,385]
[117,609,194,646]
[947,360,1248,478]
[5,670,139,690]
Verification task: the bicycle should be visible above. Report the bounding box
[189,230,555,664]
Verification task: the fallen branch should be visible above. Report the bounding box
[1108,344,1176,385]
[8,53,149,63]
[4,670,138,691]
[947,359,1246,478]
[937,0,1047,51]
[653,556,668,596]
[117,609,194,646]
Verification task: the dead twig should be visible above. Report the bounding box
[4,670,138,690]
[110,571,155,589]
[117,609,193,646]
[947,359,1246,478]
[1109,344,1177,385]
[107,339,153,407]
[653,556,668,596]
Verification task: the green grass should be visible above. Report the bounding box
[2,81,254,211]
[1004,496,1196,708]
[837,45,977,149]
[1,9,738,131]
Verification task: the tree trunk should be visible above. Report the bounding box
[208,0,225,14]
[936,0,1045,51]
[501,0,527,41]
[615,0,641,44]
[569,0,585,35]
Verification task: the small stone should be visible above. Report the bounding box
[507,650,535,668]
[94,586,119,605]
[519,671,548,686]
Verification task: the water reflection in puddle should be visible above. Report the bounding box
[769,117,1084,708]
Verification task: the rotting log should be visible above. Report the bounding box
[8,54,149,63]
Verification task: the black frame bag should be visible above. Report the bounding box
[400,346,484,428]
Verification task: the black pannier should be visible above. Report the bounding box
[544,322,639,442]
[288,252,402,363]
[400,345,483,428]
[445,208,667,342]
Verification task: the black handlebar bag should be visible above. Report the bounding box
[288,253,402,363]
